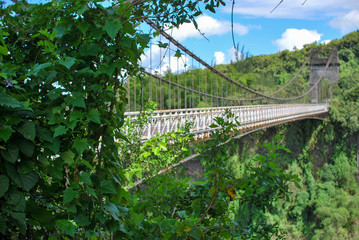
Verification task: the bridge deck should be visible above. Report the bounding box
[125,104,328,141]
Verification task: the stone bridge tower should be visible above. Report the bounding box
[309,49,339,103]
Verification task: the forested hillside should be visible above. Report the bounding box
[226,119,359,239]
[219,31,359,93]
[220,30,359,239]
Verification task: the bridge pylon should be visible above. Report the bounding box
[309,49,339,103]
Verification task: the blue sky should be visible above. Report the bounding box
[4,0,359,70]
[141,0,359,72]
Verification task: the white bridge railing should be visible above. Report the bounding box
[125,104,328,141]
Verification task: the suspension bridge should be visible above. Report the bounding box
[124,19,339,141]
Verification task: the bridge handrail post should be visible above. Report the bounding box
[148,119,151,139]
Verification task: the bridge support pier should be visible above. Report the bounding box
[309,49,339,103]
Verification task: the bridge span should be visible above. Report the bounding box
[125,103,328,141]
[124,20,336,142]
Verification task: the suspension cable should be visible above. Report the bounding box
[144,19,335,102]
[241,51,314,101]
[144,70,237,101]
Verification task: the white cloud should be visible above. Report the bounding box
[330,9,359,33]
[214,51,225,64]
[273,28,322,51]
[168,15,248,41]
[224,0,359,20]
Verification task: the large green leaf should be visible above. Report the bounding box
[20,171,38,191]
[100,180,116,194]
[78,67,94,75]
[47,158,63,180]
[66,92,86,109]
[104,202,128,221]
[10,211,26,226]
[87,108,101,124]
[74,214,90,227]
[7,190,25,212]
[37,127,53,143]
[28,62,52,76]
[0,89,22,108]
[44,137,60,154]
[63,187,78,205]
[0,125,15,142]
[18,138,35,157]
[54,25,66,38]
[152,147,160,156]
[58,57,76,69]
[56,219,75,237]
[85,187,96,198]
[159,142,167,151]
[0,215,7,234]
[188,228,202,240]
[1,144,19,163]
[97,63,117,77]
[76,5,89,15]
[77,22,90,35]
[61,150,75,166]
[104,20,123,39]
[69,110,83,122]
[79,44,99,57]
[53,125,67,138]
[79,171,92,186]
[73,138,88,155]
[17,120,36,141]
[6,164,38,191]
[0,175,9,197]
[38,155,50,168]
[0,44,8,55]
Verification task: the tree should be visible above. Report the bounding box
[329,70,359,133]
[0,0,226,238]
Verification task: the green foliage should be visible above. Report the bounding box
[118,100,157,169]
[227,135,297,239]
[329,71,359,133]
[2,0,358,238]
[224,117,359,240]
[124,121,194,185]
[116,111,297,239]
[268,122,359,239]
[0,0,226,238]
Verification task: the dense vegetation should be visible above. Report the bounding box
[217,30,359,239]
[1,0,358,238]
[226,120,359,239]
[124,30,359,239]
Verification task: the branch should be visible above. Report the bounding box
[184,178,218,240]
[196,183,218,225]
[119,0,145,20]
